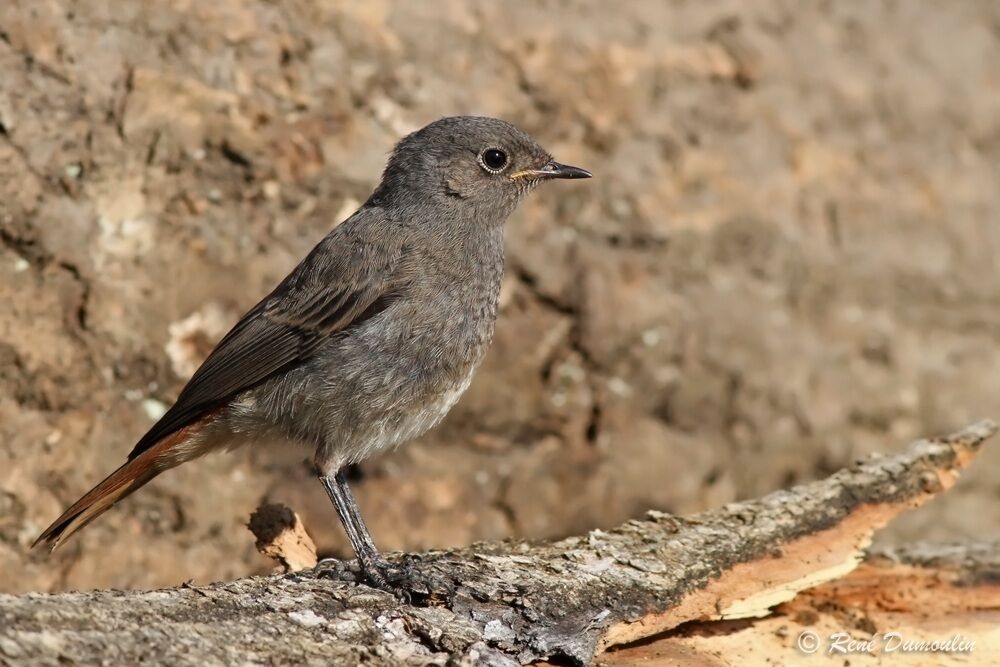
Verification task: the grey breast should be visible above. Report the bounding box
[247,229,504,467]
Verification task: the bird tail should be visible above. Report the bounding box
[32,419,213,551]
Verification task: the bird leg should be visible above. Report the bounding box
[318,471,455,604]
[319,471,391,587]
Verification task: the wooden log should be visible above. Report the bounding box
[0,421,995,666]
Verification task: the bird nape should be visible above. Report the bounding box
[35,116,591,598]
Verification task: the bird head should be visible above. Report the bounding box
[371,116,591,223]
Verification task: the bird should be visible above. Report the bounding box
[33,116,591,593]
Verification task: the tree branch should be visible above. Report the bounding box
[1,420,995,666]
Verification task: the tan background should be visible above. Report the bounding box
[1,1,998,593]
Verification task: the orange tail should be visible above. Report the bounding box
[33,420,211,551]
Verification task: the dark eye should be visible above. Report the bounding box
[479,147,508,174]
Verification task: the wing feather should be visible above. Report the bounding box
[127,213,404,460]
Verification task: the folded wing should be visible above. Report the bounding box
[128,215,405,460]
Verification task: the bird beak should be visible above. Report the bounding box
[510,160,592,181]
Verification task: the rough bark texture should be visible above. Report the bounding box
[1,421,994,666]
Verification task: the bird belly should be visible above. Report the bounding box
[349,366,475,463]
[226,281,497,474]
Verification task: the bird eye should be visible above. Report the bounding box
[479,147,509,174]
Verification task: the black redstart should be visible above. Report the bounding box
[34,116,591,593]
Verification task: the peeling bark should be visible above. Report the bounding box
[0,421,995,666]
[604,543,1000,666]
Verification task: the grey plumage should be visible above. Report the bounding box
[35,116,591,593]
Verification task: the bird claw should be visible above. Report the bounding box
[315,557,363,583]
[375,560,455,606]
[315,556,454,605]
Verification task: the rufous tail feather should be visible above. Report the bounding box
[32,420,210,551]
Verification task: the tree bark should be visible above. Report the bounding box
[1,420,996,666]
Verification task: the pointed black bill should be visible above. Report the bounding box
[512,160,593,181]
[537,160,592,179]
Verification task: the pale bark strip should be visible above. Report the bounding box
[600,542,1000,666]
[248,503,318,573]
[0,421,995,666]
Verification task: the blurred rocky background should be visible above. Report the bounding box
[1,1,998,593]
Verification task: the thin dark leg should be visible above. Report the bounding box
[320,472,389,588]
[319,471,453,603]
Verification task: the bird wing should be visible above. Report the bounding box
[127,214,405,460]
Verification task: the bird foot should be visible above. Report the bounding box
[315,557,364,583]
[317,555,454,605]
[369,557,455,605]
